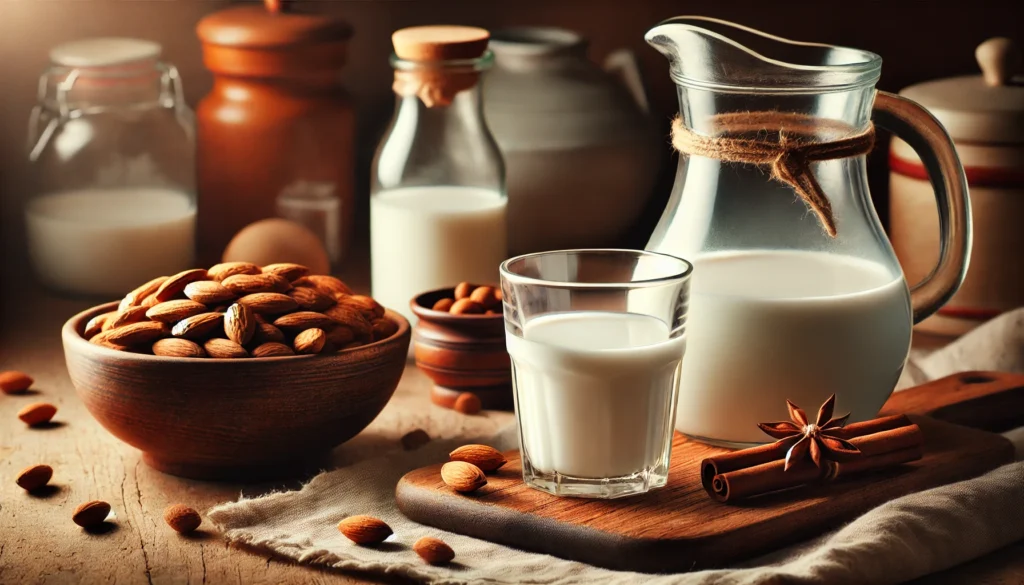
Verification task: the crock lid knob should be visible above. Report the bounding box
[976,37,1021,87]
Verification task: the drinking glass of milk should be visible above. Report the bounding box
[371,26,506,325]
[26,38,195,297]
[500,249,692,499]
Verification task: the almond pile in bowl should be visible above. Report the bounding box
[85,262,399,358]
[431,282,502,315]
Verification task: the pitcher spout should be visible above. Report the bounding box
[645,16,881,92]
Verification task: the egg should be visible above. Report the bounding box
[222,218,331,274]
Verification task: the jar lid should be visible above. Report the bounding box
[392,26,490,61]
[899,38,1023,144]
[196,4,352,48]
[50,38,161,68]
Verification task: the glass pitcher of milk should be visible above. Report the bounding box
[644,18,972,446]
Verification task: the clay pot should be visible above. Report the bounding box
[195,4,355,266]
[411,287,512,411]
[483,27,661,256]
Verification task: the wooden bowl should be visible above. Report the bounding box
[62,302,410,481]
[410,287,512,411]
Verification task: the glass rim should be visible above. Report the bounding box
[499,248,693,289]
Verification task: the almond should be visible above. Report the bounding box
[16,464,53,492]
[119,275,169,311]
[293,328,327,354]
[440,461,487,493]
[222,273,291,295]
[88,331,129,351]
[141,294,161,308]
[72,501,111,528]
[287,286,335,311]
[0,370,34,395]
[449,444,507,472]
[224,303,256,345]
[273,311,335,333]
[401,429,431,451]
[106,306,149,330]
[252,322,286,344]
[454,282,474,300]
[337,515,392,545]
[413,536,455,565]
[432,298,454,312]
[155,269,209,302]
[371,318,399,341]
[203,338,248,359]
[469,286,501,309]
[305,274,353,298]
[323,305,372,339]
[454,392,482,415]
[337,294,385,320]
[325,325,356,346]
[152,338,206,358]
[105,321,170,346]
[171,312,225,340]
[164,504,202,534]
[184,280,237,305]
[146,299,209,324]
[208,261,262,282]
[84,312,115,338]
[262,263,310,282]
[237,292,299,315]
[18,402,57,426]
[450,299,485,315]
[251,342,294,357]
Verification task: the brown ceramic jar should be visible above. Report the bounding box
[195,2,355,266]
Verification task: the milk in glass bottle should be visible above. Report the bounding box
[371,26,507,324]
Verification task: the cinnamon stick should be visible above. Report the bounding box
[700,414,913,492]
[702,416,923,502]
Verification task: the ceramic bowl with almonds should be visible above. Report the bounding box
[410,283,512,411]
[61,263,410,481]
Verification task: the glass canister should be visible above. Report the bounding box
[371,26,507,324]
[195,1,355,267]
[26,37,196,297]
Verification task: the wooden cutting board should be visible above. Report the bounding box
[396,371,1022,573]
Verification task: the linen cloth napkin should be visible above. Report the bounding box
[209,309,1024,585]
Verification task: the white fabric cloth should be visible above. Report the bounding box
[209,309,1024,585]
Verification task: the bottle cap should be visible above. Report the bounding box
[392,26,490,61]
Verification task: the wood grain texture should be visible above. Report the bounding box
[396,374,1020,573]
[410,287,512,410]
[61,303,411,480]
[881,371,1024,433]
[0,281,513,584]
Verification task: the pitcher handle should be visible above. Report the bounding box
[872,90,972,324]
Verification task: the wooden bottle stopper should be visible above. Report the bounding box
[976,37,1021,87]
[392,26,490,62]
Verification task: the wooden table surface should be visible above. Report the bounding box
[1,287,1021,585]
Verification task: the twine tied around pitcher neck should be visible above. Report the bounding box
[670,112,876,237]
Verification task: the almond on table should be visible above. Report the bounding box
[0,370,34,394]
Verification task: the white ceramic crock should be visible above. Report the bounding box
[483,27,661,256]
[890,37,1024,336]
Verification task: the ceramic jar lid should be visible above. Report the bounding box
[50,38,161,68]
[899,38,1023,144]
[196,1,352,77]
[391,26,490,61]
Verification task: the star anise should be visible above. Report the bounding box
[758,394,861,471]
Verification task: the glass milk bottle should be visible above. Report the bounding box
[371,26,507,324]
[26,38,195,297]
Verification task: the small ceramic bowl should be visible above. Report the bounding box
[62,301,411,481]
[411,287,513,410]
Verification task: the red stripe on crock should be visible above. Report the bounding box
[890,152,1024,188]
